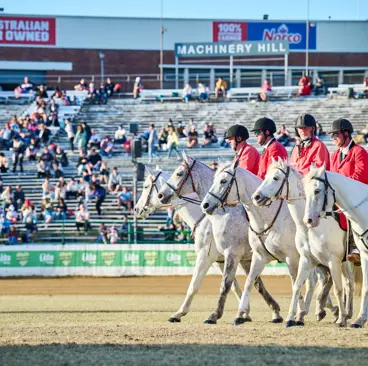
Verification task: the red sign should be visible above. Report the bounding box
[0,16,56,46]
[213,22,247,42]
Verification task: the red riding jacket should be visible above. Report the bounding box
[233,142,260,176]
[257,139,288,180]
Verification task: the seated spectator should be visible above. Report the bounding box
[26,142,38,162]
[105,78,115,97]
[53,161,64,178]
[88,148,102,172]
[298,75,312,96]
[215,77,227,99]
[315,122,326,137]
[96,223,108,244]
[108,167,122,193]
[23,214,37,243]
[74,125,88,155]
[202,123,218,147]
[176,122,186,138]
[51,86,64,99]
[42,177,54,200]
[41,198,54,224]
[14,76,34,97]
[89,129,101,149]
[6,205,18,224]
[167,126,180,159]
[258,79,272,102]
[114,125,127,146]
[55,198,68,220]
[7,226,19,245]
[0,153,8,172]
[176,222,188,242]
[54,179,66,201]
[182,83,192,104]
[97,84,108,104]
[133,77,143,99]
[39,124,51,146]
[99,161,109,184]
[37,160,50,178]
[108,225,119,244]
[158,126,168,150]
[118,215,129,241]
[209,161,218,171]
[0,214,11,236]
[100,136,113,158]
[74,78,88,91]
[21,199,35,217]
[27,120,39,138]
[89,183,105,216]
[313,76,327,96]
[158,223,177,241]
[187,126,198,148]
[77,153,90,176]
[1,186,12,207]
[220,132,230,148]
[0,123,14,149]
[197,82,208,102]
[66,178,80,199]
[55,145,68,167]
[75,203,91,235]
[39,146,53,170]
[117,186,133,212]
[276,124,291,146]
[36,85,48,98]
[47,98,59,127]
[13,185,25,211]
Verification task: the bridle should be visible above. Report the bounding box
[141,172,167,212]
[165,160,201,205]
[311,172,336,218]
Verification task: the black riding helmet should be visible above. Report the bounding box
[294,114,316,137]
[225,124,249,141]
[251,117,277,134]
[328,118,354,134]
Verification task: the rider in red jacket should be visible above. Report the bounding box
[329,118,368,266]
[250,117,288,180]
[225,124,260,175]
[290,114,330,175]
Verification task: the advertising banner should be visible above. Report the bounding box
[0,244,288,277]
[213,21,247,42]
[175,40,288,58]
[247,22,316,50]
[0,16,56,46]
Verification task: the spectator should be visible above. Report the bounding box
[117,186,133,212]
[96,223,108,244]
[219,132,230,148]
[47,98,59,127]
[100,136,113,158]
[13,185,25,211]
[182,83,192,104]
[209,161,218,171]
[39,146,54,171]
[74,78,88,91]
[24,213,37,242]
[313,76,327,96]
[74,125,88,155]
[187,125,198,148]
[215,77,227,99]
[89,183,105,216]
[41,198,54,225]
[65,119,75,152]
[14,76,34,97]
[54,180,66,201]
[39,123,51,145]
[55,198,68,221]
[7,226,19,245]
[197,82,208,102]
[176,222,188,242]
[298,74,312,96]
[11,136,25,173]
[158,126,168,150]
[65,178,79,199]
[276,124,291,147]
[105,78,115,97]
[202,123,218,147]
[99,161,109,184]
[37,160,49,178]
[0,152,8,172]
[0,214,11,236]
[89,129,101,149]
[75,203,91,235]
[133,77,143,99]
[114,125,127,146]
[26,142,38,162]
[167,126,180,159]
[109,225,119,244]
[77,153,90,176]
[6,205,18,224]
[315,122,326,137]
[55,145,69,167]
[51,86,64,100]
[97,83,108,104]
[36,85,48,98]
[1,186,12,206]
[148,124,159,163]
[176,122,186,138]
[158,223,177,241]
[118,215,129,241]
[108,167,122,193]
[88,148,102,172]
[258,79,272,102]
[0,123,14,149]
[81,122,92,150]
[53,161,64,178]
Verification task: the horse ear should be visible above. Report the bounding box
[182,151,189,166]
[277,156,285,168]
[145,165,153,176]
[155,165,161,172]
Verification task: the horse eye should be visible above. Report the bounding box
[177,171,183,177]
[314,189,321,195]
[220,179,227,184]
[144,185,149,189]
[273,176,279,181]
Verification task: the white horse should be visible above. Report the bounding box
[304,164,368,328]
[135,169,281,323]
[157,156,284,324]
[252,159,353,327]
[201,160,337,326]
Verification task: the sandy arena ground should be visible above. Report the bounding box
[0,276,368,366]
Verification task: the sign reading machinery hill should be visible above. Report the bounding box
[175,40,289,58]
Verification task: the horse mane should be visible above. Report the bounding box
[303,166,322,185]
[215,162,233,177]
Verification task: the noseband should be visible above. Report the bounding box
[141,172,163,210]
[311,173,336,218]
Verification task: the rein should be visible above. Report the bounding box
[311,173,337,218]
[142,172,163,210]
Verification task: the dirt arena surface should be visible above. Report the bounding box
[0,276,368,366]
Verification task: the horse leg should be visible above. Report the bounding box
[239,259,282,323]
[169,248,216,323]
[304,267,317,316]
[350,250,368,328]
[204,249,240,324]
[214,261,243,303]
[341,261,354,320]
[328,259,347,327]
[233,255,268,326]
[285,256,314,327]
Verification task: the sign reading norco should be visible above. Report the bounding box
[175,40,289,58]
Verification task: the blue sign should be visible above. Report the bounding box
[247,22,316,50]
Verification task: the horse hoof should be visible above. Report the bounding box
[168,317,181,323]
[233,317,246,326]
[316,310,327,322]
[295,321,305,326]
[285,320,296,328]
[243,316,252,322]
[270,317,283,324]
[335,322,347,328]
[204,319,217,325]
[350,323,362,329]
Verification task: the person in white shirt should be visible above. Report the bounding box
[182,83,192,104]
[65,119,75,152]
[75,203,91,235]
[89,129,101,149]
[114,125,127,146]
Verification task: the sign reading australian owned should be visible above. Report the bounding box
[175,40,289,58]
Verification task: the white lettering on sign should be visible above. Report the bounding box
[0,254,11,265]
[40,253,55,264]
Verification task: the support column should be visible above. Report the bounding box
[229,56,234,89]
[210,68,215,92]
[184,68,189,86]
[175,57,179,89]
[235,69,241,88]
[338,70,343,85]
[284,53,288,86]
